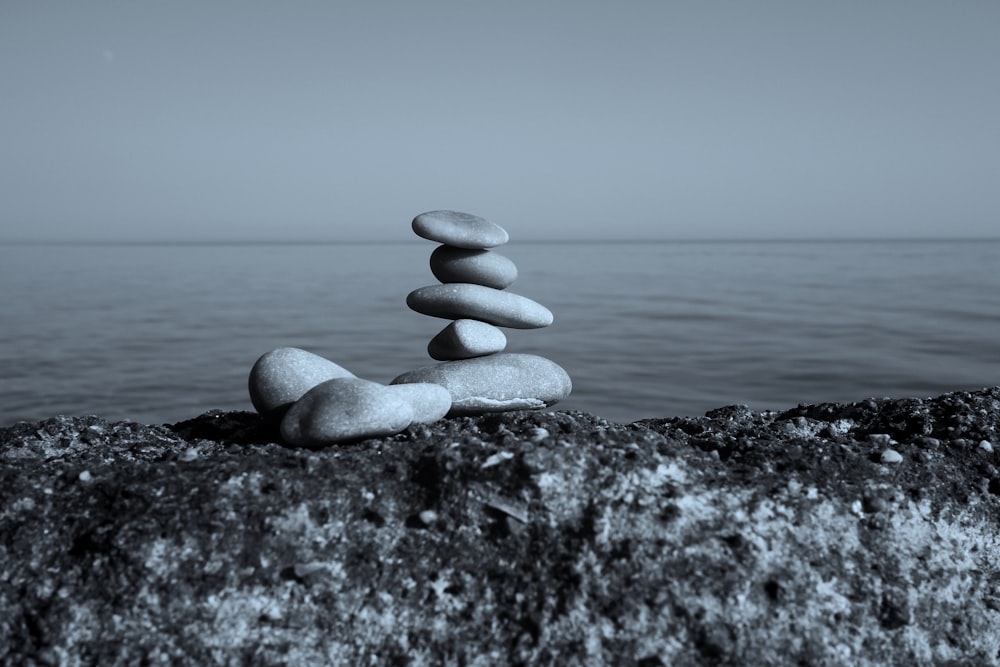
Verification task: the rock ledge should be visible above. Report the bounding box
[3,388,1000,665]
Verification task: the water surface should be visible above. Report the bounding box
[2,240,998,425]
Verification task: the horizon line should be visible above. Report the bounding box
[3,236,1000,247]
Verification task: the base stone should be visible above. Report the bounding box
[391,352,572,416]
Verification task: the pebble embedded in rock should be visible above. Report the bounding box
[412,210,509,249]
[280,378,414,446]
[427,319,507,361]
[249,347,356,423]
[391,353,572,416]
[407,284,553,329]
[527,427,550,443]
[429,246,518,289]
[384,382,452,424]
[880,449,903,464]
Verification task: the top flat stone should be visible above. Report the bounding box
[412,210,509,249]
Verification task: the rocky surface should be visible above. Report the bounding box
[2,387,1000,666]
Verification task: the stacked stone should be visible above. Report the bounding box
[392,210,571,415]
[246,209,572,446]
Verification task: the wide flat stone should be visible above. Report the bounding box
[429,246,518,289]
[412,210,509,249]
[248,347,356,423]
[280,378,413,446]
[427,319,507,361]
[407,284,553,329]
[391,353,572,415]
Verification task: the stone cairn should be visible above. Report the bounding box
[391,210,571,415]
[247,210,571,447]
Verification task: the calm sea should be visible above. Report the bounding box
[2,240,998,426]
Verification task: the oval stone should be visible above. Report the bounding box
[249,347,356,423]
[391,353,572,416]
[412,210,509,249]
[407,284,553,329]
[427,319,507,360]
[384,382,452,424]
[429,246,518,289]
[280,378,414,446]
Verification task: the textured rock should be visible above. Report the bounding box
[407,284,553,329]
[427,319,507,360]
[392,353,571,415]
[429,245,518,289]
[384,382,452,424]
[4,387,1000,665]
[248,347,355,422]
[412,210,509,249]
[280,378,413,446]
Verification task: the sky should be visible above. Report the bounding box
[1,1,998,242]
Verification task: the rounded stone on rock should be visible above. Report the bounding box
[428,319,507,360]
[412,210,509,249]
[249,347,356,423]
[280,378,413,447]
[430,246,518,289]
[384,382,452,424]
[880,449,903,464]
[391,353,571,416]
[407,284,553,329]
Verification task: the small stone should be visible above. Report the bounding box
[384,382,452,424]
[412,210,508,249]
[482,451,515,468]
[427,319,507,361]
[391,353,572,416]
[407,284,553,329]
[429,246,518,289]
[980,440,994,453]
[280,378,413,447]
[249,348,356,423]
[526,427,550,443]
[78,470,93,483]
[880,449,903,464]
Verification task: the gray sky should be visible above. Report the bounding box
[2,1,998,241]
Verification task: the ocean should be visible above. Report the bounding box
[2,239,998,426]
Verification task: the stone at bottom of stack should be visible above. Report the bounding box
[391,352,572,416]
